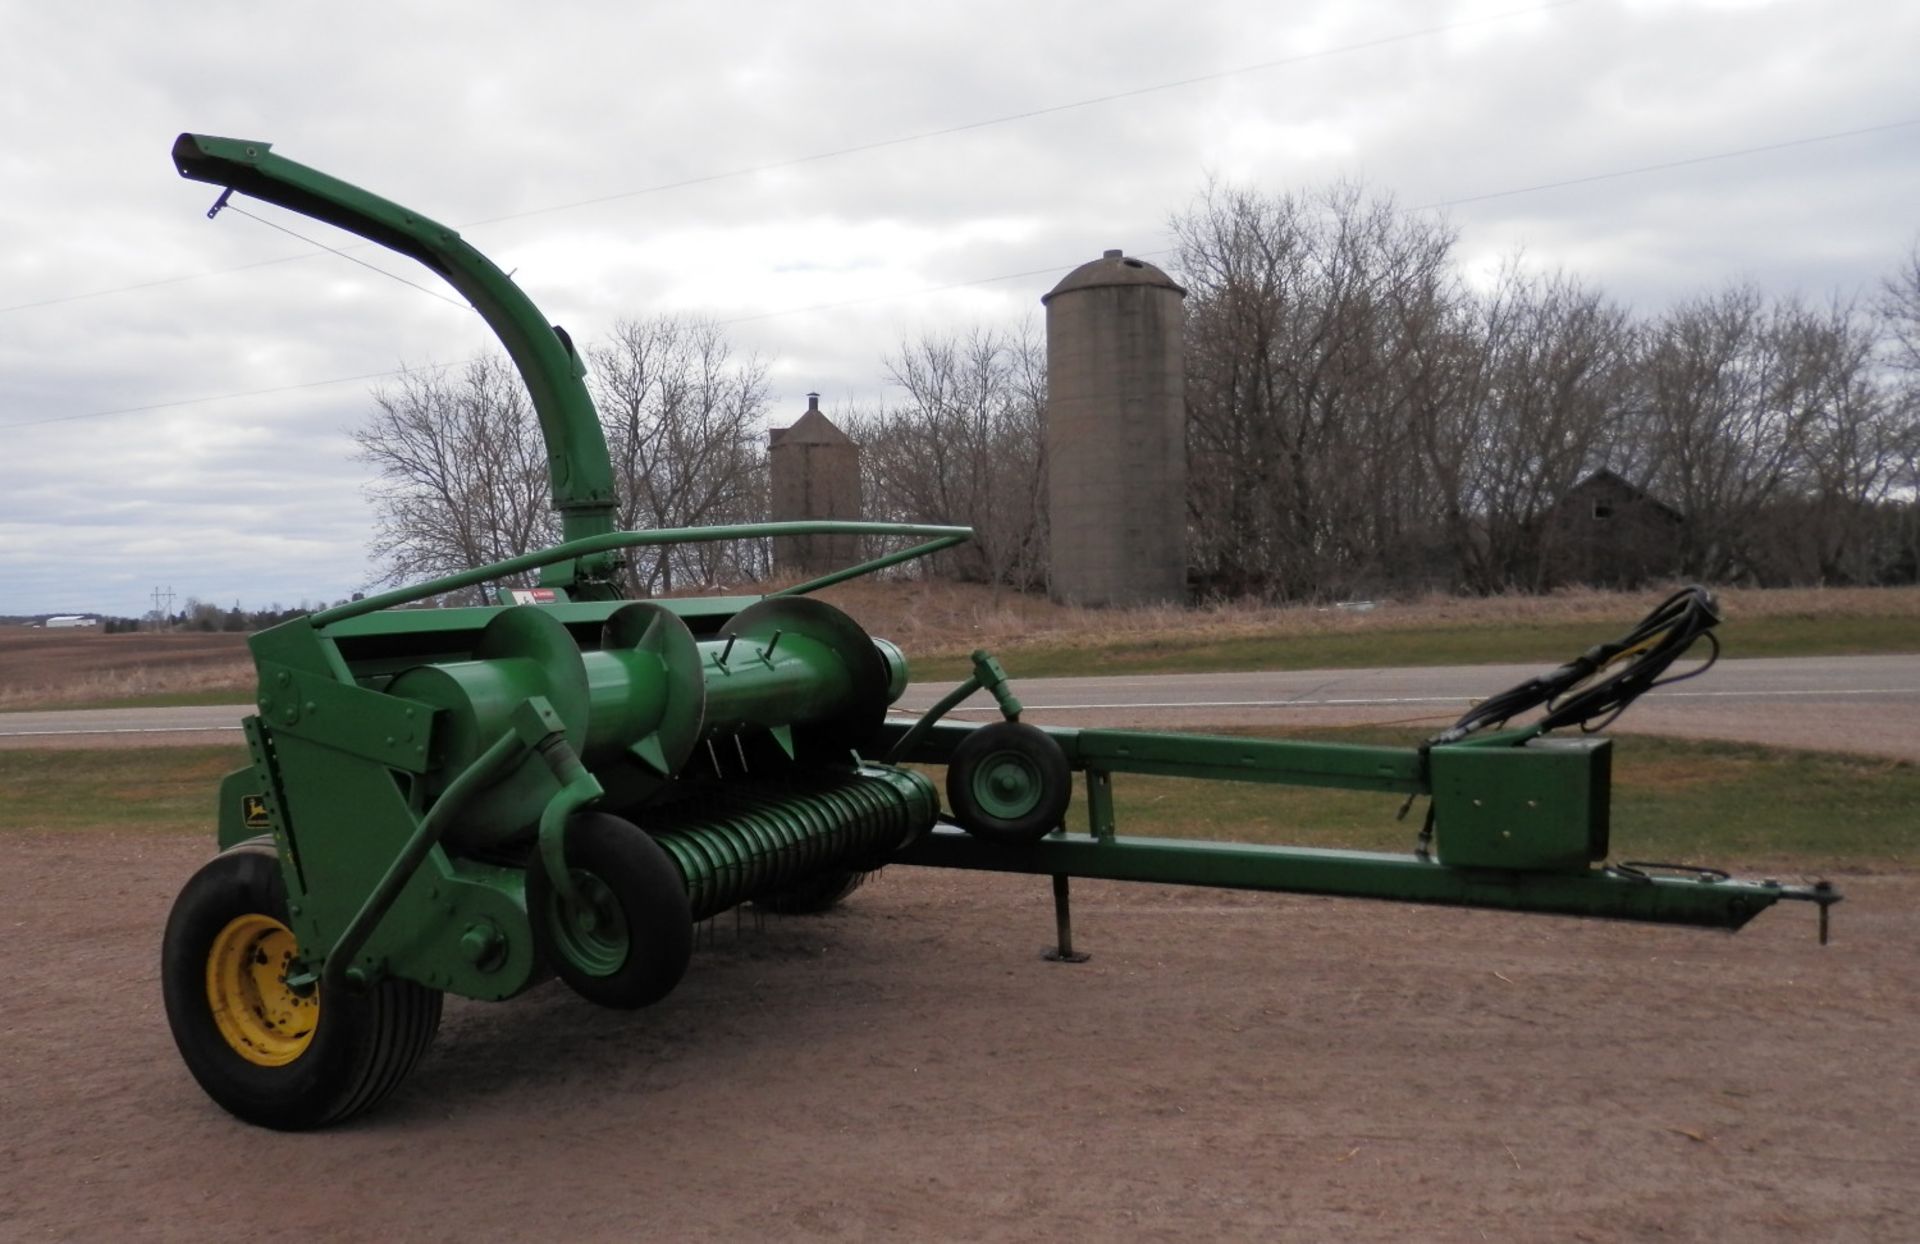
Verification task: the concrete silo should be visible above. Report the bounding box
[1042,249,1187,606]
[768,392,863,575]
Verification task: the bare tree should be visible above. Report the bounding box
[1172,180,1458,599]
[354,319,770,595]
[1876,241,1920,579]
[1400,281,1494,590]
[1632,286,1879,582]
[848,323,1048,593]
[356,356,558,593]
[1470,265,1636,590]
[588,316,771,593]
[351,215,1920,606]
[1879,238,1920,378]
[1777,297,1908,581]
[1173,193,1920,597]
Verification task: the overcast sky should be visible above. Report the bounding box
[1,0,1914,618]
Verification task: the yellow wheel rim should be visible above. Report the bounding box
[205,913,319,1067]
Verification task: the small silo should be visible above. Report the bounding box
[768,392,863,575]
[1042,249,1187,606]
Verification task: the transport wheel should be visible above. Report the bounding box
[161,840,443,1131]
[755,867,869,915]
[946,721,1073,845]
[526,812,693,1009]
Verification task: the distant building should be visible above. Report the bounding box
[44,615,98,629]
[1540,471,1685,588]
[768,393,862,575]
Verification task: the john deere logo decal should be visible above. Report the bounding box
[242,794,271,830]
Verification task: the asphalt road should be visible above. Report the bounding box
[5,653,1918,759]
[902,653,1920,759]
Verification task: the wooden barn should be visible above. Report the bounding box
[1539,470,1685,588]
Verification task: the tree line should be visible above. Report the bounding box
[352,181,1920,602]
[1170,183,1918,598]
[97,600,337,633]
[356,318,769,599]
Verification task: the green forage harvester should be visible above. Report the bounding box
[158,134,1838,1131]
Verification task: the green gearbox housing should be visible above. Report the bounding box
[157,132,1839,1132]
[1429,736,1610,872]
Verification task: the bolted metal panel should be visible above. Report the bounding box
[1043,251,1187,607]
[1430,736,1612,871]
[769,395,863,574]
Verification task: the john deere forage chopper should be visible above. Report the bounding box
[160,134,1838,1130]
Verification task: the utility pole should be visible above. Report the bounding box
[150,585,175,631]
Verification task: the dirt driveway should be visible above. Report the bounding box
[2,830,1913,1242]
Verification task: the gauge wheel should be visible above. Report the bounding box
[161,839,442,1130]
[526,812,693,1009]
[946,721,1073,845]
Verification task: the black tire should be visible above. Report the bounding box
[755,867,870,915]
[526,812,693,1009]
[946,721,1073,846]
[161,840,443,1131]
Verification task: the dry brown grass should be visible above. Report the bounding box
[811,578,1920,660]
[0,630,252,709]
[4,581,1914,710]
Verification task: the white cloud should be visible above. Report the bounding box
[0,0,1914,616]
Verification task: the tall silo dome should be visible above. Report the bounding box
[1041,249,1187,606]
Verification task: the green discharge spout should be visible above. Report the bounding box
[171,134,621,594]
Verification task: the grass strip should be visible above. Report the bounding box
[910,614,1920,682]
[14,687,258,711]
[1083,729,1916,870]
[0,745,247,835]
[10,733,1908,871]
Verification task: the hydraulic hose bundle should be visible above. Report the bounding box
[1431,586,1722,744]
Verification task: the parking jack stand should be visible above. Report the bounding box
[1043,873,1091,963]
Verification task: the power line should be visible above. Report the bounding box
[0,253,314,314]
[226,205,470,310]
[0,266,1101,429]
[0,362,473,430]
[715,261,1109,326]
[3,257,1132,431]
[4,113,1911,435]
[0,1,1580,317]
[1416,118,1920,210]
[732,121,1913,315]
[462,1,1585,229]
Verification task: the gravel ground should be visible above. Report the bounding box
[2,830,1914,1242]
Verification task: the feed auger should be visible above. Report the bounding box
[159,134,1838,1131]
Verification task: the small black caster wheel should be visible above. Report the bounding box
[946,721,1072,846]
[526,812,693,1009]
